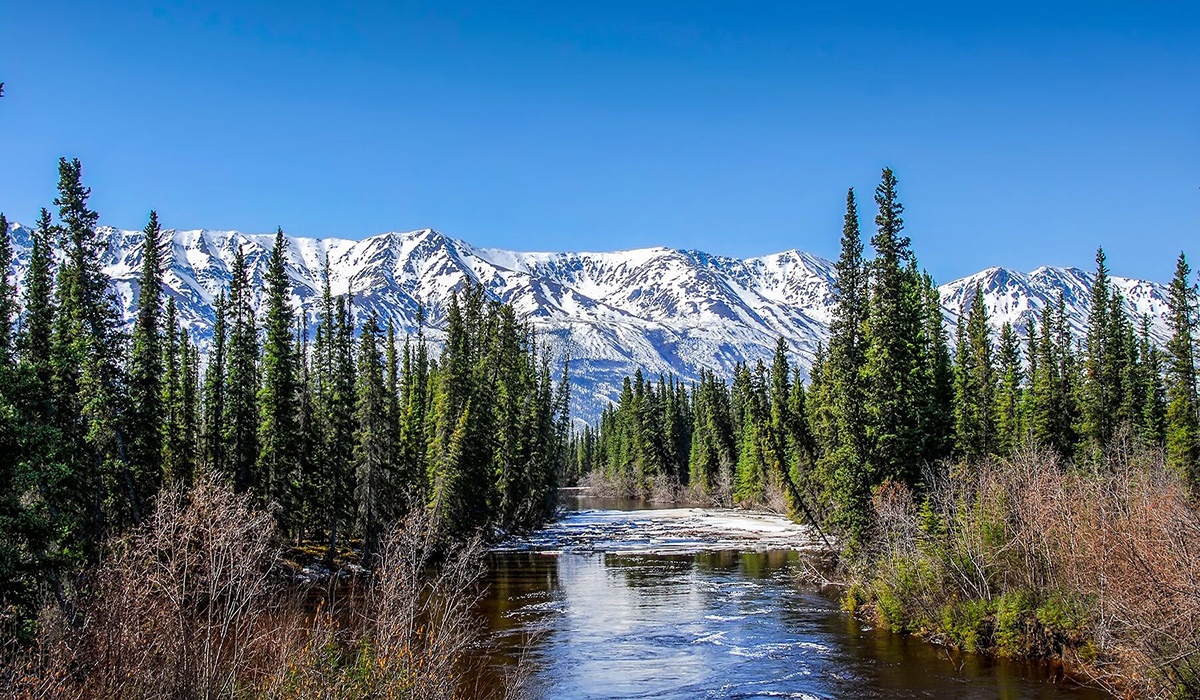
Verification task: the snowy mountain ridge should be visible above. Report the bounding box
[2,223,1171,420]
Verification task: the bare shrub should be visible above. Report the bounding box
[7,481,528,700]
[8,478,280,698]
[860,440,1200,697]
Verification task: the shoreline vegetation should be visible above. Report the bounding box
[568,170,1200,698]
[5,479,530,699]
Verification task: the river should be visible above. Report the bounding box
[477,493,1110,699]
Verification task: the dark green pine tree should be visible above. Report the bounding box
[818,188,874,537]
[1164,253,1199,484]
[1079,248,1122,453]
[917,271,954,463]
[385,319,402,484]
[179,330,199,486]
[354,313,394,562]
[223,245,259,492]
[0,211,39,631]
[127,211,165,501]
[862,168,924,493]
[202,291,228,474]
[1114,300,1145,438]
[768,338,802,510]
[17,209,57,446]
[7,209,60,626]
[160,298,184,485]
[1137,316,1167,447]
[493,305,534,524]
[398,307,430,505]
[310,258,356,563]
[688,370,735,494]
[50,158,140,542]
[293,317,319,538]
[953,284,997,458]
[257,228,302,530]
[1020,317,1039,432]
[994,322,1024,455]
[0,213,14,365]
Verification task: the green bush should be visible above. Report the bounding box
[939,598,993,653]
[994,589,1034,656]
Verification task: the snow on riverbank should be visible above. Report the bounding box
[494,507,828,555]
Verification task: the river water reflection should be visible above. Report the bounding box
[478,495,1110,699]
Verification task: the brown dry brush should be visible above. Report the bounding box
[855,439,1200,698]
[3,479,528,700]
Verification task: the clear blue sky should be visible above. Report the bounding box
[1,1,1196,283]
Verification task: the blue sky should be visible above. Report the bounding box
[1,1,1196,283]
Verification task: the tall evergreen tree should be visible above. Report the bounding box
[127,211,165,500]
[994,322,1024,455]
[861,168,924,506]
[953,284,997,457]
[160,298,183,484]
[917,271,955,463]
[355,313,394,562]
[257,228,302,530]
[1164,253,1199,484]
[223,246,258,492]
[50,158,139,542]
[1138,316,1167,447]
[0,213,14,365]
[819,188,876,537]
[202,292,228,474]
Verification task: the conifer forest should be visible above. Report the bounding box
[2,158,1200,697]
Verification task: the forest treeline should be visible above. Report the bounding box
[0,159,570,642]
[579,168,1198,540]
[580,168,1200,696]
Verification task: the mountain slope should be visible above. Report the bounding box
[3,224,1171,420]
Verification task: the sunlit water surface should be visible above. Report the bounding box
[477,494,1110,700]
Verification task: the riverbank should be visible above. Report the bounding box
[843,445,1200,699]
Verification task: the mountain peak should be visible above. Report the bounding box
[1,220,1172,419]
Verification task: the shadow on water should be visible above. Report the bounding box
[473,495,1111,700]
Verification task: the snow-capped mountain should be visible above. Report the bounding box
[2,224,1172,420]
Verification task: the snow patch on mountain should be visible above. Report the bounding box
[2,223,1172,421]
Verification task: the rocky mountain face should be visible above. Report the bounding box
[3,224,1171,420]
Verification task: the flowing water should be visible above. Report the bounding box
[477,493,1111,700]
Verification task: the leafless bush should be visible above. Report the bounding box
[861,439,1200,697]
[7,481,528,700]
[7,478,281,699]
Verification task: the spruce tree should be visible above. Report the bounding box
[1138,316,1167,447]
[820,188,875,537]
[160,298,183,484]
[994,322,1024,455]
[353,314,392,561]
[257,228,301,530]
[223,245,258,492]
[51,158,139,540]
[19,210,55,382]
[953,284,997,457]
[0,213,14,365]
[917,271,954,463]
[9,209,59,622]
[1080,248,1122,452]
[202,292,227,473]
[862,168,924,502]
[127,211,165,500]
[1164,253,1199,484]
